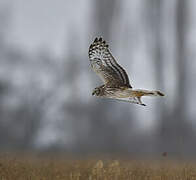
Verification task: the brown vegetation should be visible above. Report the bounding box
[0,154,196,180]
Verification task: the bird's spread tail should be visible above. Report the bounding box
[103,89,164,106]
[130,89,165,97]
[126,89,164,106]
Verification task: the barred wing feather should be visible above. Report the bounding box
[88,37,132,88]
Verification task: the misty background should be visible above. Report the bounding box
[0,0,195,158]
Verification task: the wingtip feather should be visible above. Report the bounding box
[94,37,98,42]
[91,37,109,48]
[157,91,165,96]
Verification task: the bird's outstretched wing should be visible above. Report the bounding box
[88,37,132,88]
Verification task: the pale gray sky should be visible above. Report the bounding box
[8,0,91,56]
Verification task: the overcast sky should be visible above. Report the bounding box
[5,0,91,56]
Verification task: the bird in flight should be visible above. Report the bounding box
[88,37,164,106]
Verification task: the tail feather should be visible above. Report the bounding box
[156,91,164,96]
[131,89,165,97]
[145,90,165,97]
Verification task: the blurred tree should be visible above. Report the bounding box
[144,0,195,157]
[144,0,166,155]
[157,0,194,157]
[172,0,194,156]
[94,0,118,39]
[175,0,187,120]
[0,2,12,48]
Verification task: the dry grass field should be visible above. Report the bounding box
[0,154,196,180]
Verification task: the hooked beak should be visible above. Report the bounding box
[92,91,95,96]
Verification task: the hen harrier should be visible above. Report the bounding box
[88,37,164,106]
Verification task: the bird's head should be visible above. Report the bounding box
[92,87,101,96]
